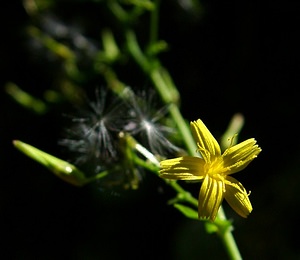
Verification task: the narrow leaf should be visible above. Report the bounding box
[174,203,198,220]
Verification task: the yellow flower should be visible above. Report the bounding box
[159,119,262,221]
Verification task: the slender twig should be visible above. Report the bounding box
[149,0,160,47]
[126,26,243,260]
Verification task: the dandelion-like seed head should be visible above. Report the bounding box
[123,88,179,156]
[59,87,146,191]
[59,88,122,175]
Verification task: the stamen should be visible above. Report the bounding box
[196,145,210,162]
[228,134,238,148]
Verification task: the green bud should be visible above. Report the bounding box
[13,140,88,187]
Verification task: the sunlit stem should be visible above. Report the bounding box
[126,31,195,155]
[123,12,243,260]
[126,29,242,260]
[128,135,198,208]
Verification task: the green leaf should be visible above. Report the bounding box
[13,140,88,187]
[174,203,233,235]
[174,203,198,220]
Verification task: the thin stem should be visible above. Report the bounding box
[126,31,195,154]
[126,30,179,105]
[168,104,197,155]
[126,29,243,260]
[218,207,242,260]
[165,86,242,260]
[149,0,160,46]
[130,136,198,209]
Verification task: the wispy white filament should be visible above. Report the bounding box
[135,143,160,166]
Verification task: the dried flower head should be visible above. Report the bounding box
[59,88,122,174]
[122,88,179,156]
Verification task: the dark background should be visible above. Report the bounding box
[1,0,300,259]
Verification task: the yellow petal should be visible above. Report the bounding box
[190,119,221,162]
[222,138,262,174]
[198,175,224,221]
[159,156,205,180]
[224,176,253,218]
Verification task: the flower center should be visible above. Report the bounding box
[205,158,226,181]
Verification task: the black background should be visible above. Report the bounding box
[1,1,300,259]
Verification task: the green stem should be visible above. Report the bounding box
[162,79,242,260]
[126,30,179,105]
[130,137,198,209]
[218,207,242,260]
[169,106,242,260]
[126,29,242,260]
[149,0,160,46]
[126,31,194,154]
[168,104,197,155]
